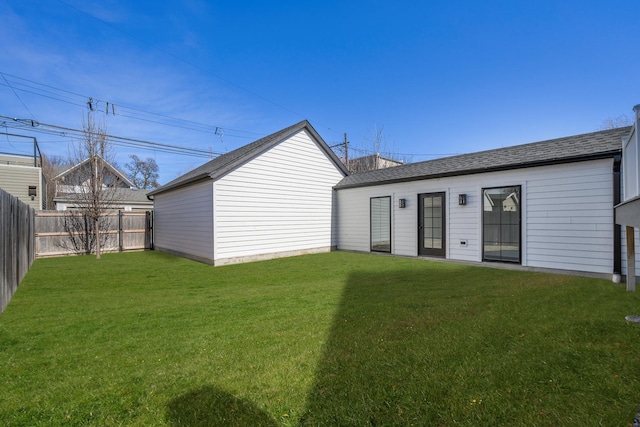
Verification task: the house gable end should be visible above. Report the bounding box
[56,155,134,188]
[149,120,348,196]
[212,128,346,262]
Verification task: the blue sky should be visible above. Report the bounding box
[1,0,639,183]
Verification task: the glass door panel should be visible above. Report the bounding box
[482,186,521,263]
[419,192,446,257]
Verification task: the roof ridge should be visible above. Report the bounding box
[149,120,347,196]
[336,126,630,189]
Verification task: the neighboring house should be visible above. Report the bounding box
[615,105,640,288]
[335,126,636,277]
[53,156,153,212]
[149,114,639,278]
[0,153,43,210]
[147,120,349,265]
[347,154,403,173]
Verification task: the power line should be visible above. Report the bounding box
[53,0,342,135]
[1,74,36,119]
[346,145,460,160]
[0,72,264,140]
[0,116,218,159]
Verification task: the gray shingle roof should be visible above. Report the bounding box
[149,120,348,196]
[54,188,152,204]
[115,188,153,203]
[335,126,632,189]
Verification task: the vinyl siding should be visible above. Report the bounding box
[620,227,640,276]
[337,158,617,274]
[213,130,344,262]
[0,164,42,210]
[337,176,482,261]
[526,162,613,273]
[619,124,640,275]
[153,180,214,262]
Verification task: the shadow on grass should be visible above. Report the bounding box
[166,385,277,427]
[298,267,475,426]
[163,267,450,426]
[164,264,501,425]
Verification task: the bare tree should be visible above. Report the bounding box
[57,211,113,256]
[346,125,408,173]
[125,154,160,189]
[600,114,634,130]
[65,112,122,259]
[41,154,70,210]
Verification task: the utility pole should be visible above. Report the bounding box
[330,134,350,170]
[344,132,349,170]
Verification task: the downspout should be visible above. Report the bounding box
[613,154,622,275]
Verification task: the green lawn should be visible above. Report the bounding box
[1,251,640,426]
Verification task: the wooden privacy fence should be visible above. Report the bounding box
[35,210,153,257]
[1,188,35,315]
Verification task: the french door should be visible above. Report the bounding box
[418,192,446,257]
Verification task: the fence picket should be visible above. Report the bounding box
[1,192,153,314]
[34,211,153,257]
[0,188,35,315]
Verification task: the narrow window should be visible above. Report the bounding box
[483,186,521,263]
[370,196,391,252]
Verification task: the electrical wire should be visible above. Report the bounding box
[2,74,36,119]
[52,0,342,136]
[345,145,460,160]
[1,74,459,161]
[0,116,217,159]
[0,72,264,140]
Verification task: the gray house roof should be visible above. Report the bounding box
[54,187,152,205]
[336,126,632,190]
[149,120,349,196]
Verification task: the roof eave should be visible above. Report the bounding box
[334,150,621,190]
[207,121,349,181]
[146,173,212,197]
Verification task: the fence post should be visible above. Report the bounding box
[145,210,154,250]
[118,210,123,252]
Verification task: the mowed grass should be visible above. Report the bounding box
[1,251,640,426]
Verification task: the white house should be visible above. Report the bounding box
[334,126,635,277]
[147,120,349,265]
[53,156,153,212]
[615,105,640,288]
[150,115,640,278]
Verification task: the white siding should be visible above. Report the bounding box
[337,158,617,274]
[623,126,638,200]
[154,180,214,262]
[525,161,613,273]
[213,130,345,262]
[0,164,42,210]
[337,176,482,261]
[620,227,640,276]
